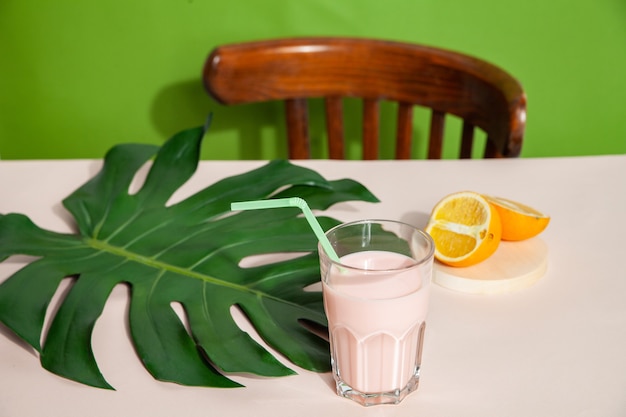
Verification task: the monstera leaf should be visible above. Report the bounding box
[0,125,378,389]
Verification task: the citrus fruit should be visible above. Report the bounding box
[425,191,501,267]
[483,195,550,241]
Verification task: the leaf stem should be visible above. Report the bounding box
[83,238,324,318]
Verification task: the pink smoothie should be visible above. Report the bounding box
[322,250,431,394]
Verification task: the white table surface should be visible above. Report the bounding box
[1,156,625,416]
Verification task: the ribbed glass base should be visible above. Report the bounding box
[334,368,420,407]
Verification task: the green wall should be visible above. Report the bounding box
[1,0,624,159]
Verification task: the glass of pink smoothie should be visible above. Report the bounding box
[319,219,434,406]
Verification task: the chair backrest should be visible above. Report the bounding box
[203,37,526,159]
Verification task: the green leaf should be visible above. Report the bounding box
[0,125,379,389]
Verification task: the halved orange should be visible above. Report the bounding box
[425,191,501,267]
[483,195,550,241]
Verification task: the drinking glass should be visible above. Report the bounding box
[319,219,434,406]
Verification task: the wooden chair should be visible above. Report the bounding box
[203,37,526,159]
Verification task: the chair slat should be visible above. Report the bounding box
[362,98,379,160]
[325,97,344,159]
[428,110,445,159]
[484,136,499,158]
[460,121,475,159]
[395,103,413,159]
[285,98,310,159]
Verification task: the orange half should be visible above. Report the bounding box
[426,191,502,267]
[483,195,550,241]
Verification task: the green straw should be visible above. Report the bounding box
[231,197,340,262]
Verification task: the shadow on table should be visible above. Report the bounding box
[400,211,431,230]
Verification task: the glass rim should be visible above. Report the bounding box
[320,219,435,272]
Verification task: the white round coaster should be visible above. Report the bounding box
[433,238,548,295]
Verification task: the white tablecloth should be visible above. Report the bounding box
[1,156,625,416]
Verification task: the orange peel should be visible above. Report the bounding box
[483,195,550,241]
